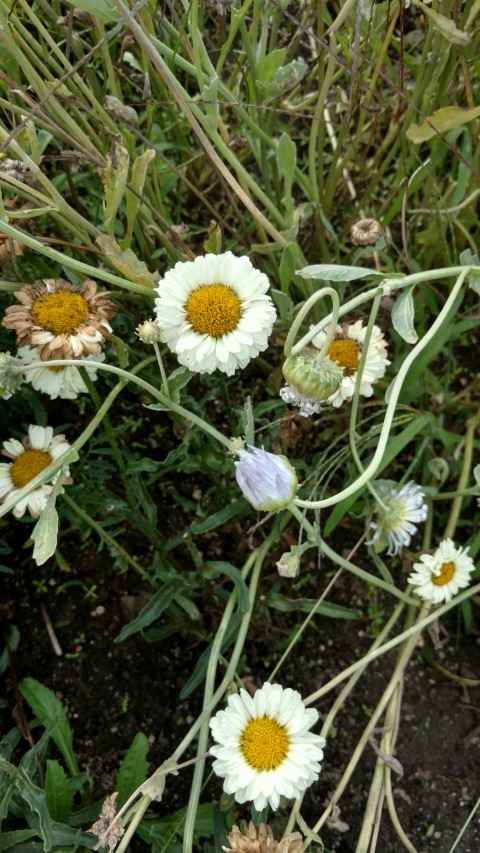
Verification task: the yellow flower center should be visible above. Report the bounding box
[185,284,241,338]
[327,339,360,377]
[30,291,90,336]
[11,449,52,489]
[432,561,455,586]
[240,716,290,771]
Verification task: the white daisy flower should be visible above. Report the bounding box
[18,346,105,399]
[311,319,390,407]
[154,253,276,375]
[0,425,72,518]
[407,539,476,604]
[367,480,429,556]
[235,447,298,512]
[209,682,326,811]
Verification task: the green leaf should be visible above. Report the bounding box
[256,49,286,85]
[45,760,72,823]
[102,137,130,235]
[277,133,296,204]
[242,396,255,447]
[146,366,195,410]
[31,475,65,566]
[411,0,471,45]
[18,678,79,775]
[298,264,386,282]
[460,249,480,295]
[63,0,121,22]
[271,289,294,321]
[115,732,150,808]
[391,286,418,344]
[188,499,248,535]
[265,592,361,619]
[406,106,480,143]
[126,149,156,239]
[279,242,299,294]
[137,803,215,846]
[0,831,38,850]
[114,579,189,643]
[96,235,158,286]
[180,614,242,699]
[201,561,249,613]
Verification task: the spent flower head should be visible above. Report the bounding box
[235,447,298,511]
[209,682,325,811]
[367,480,428,556]
[281,350,344,417]
[17,346,104,400]
[223,822,304,853]
[0,425,72,518]
[154,252,276,375]
[2,278,117,360]
[407,539,476,604]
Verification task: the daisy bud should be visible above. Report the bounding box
[283,351,343,401]
[0,352,25,397]
[235,447,298,512]
[136,318,163,344]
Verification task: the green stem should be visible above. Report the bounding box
[443,408,480,540]
[283,286,340,358]
[294,269,469,509]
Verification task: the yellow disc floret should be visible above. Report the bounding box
[11,449,52,488]
[432,561,455,586]
[240,716,289,771]
[31,291,90,335]
[186,284,241,338]
[327,339,360,377]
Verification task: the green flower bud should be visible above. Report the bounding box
[282,350,343,402]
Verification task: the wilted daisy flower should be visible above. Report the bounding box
[235,447,298,511]
[367,480,428,556]
[311,320,390,407]
[2,278,117,360]
[209,682,325,811]
[154,253,276,375]
[0,425,72,518]
[17,346,105,400]
[223,821,304,853]
[407,539,475,604]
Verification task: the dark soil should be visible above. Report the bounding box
[1,526,479,853]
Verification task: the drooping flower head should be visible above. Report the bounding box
[407,539,476,604]
[209,682,326,811]
[280,350,344,417]
[0,351,24,397]
[311,320,390,407]
[17,346,104,400]
[367,480,428,557]
[222,821,304,853]
[235,447,297,512]
[2,278,117,360]
[0,425,72,518]
[154,253,276,375]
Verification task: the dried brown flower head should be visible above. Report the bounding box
[0,158,41,188]
[89,792,124,853]
[2,278,117,360]
[350,218,382,247]
[223,822,304,853]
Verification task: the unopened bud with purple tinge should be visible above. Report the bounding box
[235,446,298,512]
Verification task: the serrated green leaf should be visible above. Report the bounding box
[298,264,385,282]
[18,678,79,775]
[116,732,150,808]
[391,286,418,344]
[45,760,72,823]
[407,106,480,143]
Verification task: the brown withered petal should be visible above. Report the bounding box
[350,218,383,246]
[88,792,125,853]
[223,822,304,853]
[2,277,117,361]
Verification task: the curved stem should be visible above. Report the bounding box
[283,286,340,358]
[293,268,469,509]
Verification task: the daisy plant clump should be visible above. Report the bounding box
[235,447,298,511]
[209,682,326,811]
[0,425,72,518]
[367,480,429,556]
[17,346,105,400]
[154,252,276,375]
[223,821,304,853]
[2,278,117,360]
[311,319,390,407]
[280,349,344,417]
[407,539,476,603]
